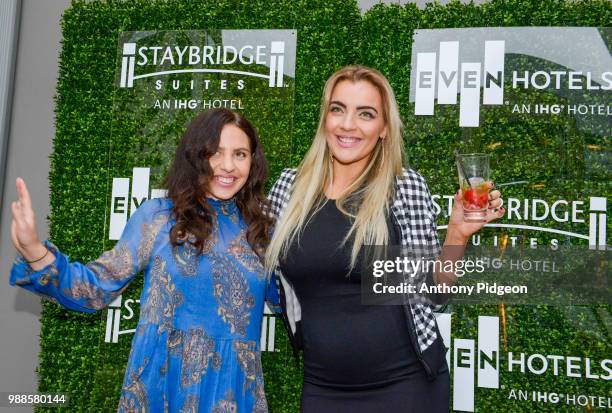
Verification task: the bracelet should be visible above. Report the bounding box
[25,248,49,264]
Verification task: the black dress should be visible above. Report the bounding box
[279,199,450,413]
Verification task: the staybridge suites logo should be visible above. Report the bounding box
[414,40,505,127]
[119,40,287,88]
[104,295,277,352]
[433,194,608,250]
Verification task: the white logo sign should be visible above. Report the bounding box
[433,195,608,250]
[104,295,277,352]
[120,41,287,88]
[411,28,612,127]
[414,40,505,127]
[436,314,499,412]
[109,167,166,240]
[437,314,611,412]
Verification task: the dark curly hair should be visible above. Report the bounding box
[164,109,273,260]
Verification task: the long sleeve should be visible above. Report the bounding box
[422,178,448,309]
[397,168,447,308]
[264,169,297,314]
[267,168,296,220]
[9,199,169,313]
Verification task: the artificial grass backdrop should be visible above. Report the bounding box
[39,0,610,411]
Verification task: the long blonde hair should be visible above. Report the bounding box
[265,65,405,273]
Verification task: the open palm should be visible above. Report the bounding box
[10,178,42,256]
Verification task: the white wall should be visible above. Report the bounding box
[0,1,70,412]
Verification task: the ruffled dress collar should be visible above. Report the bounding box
[206,197,238,216]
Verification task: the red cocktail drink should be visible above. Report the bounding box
[461,178,489,221]
[456,154,490,222]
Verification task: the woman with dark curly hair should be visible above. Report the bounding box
[9,108,274,412]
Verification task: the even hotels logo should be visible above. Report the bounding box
[109,167,166,240]
[436,314,612,412]
[412,28,612,128]
[414,40,505,127]
[436,314,500,412]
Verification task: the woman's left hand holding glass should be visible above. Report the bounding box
[444,181,505,245]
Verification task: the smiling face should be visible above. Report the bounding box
[324,79,388,173]
[206,124,252,200]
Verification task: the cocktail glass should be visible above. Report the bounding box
[456,153,490,222]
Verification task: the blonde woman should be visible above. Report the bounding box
[266,66,504,412]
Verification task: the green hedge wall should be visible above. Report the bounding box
[46,0,360,411]
[37,0,610,412]
[361,2,610,413]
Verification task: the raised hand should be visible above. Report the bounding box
[445,181,505,245]
[10,178,50,268]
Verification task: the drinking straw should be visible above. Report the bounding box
[454,150,472,189]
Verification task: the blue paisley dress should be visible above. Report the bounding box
[10,197,272,413]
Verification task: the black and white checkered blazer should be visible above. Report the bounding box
[268,167,443,354]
